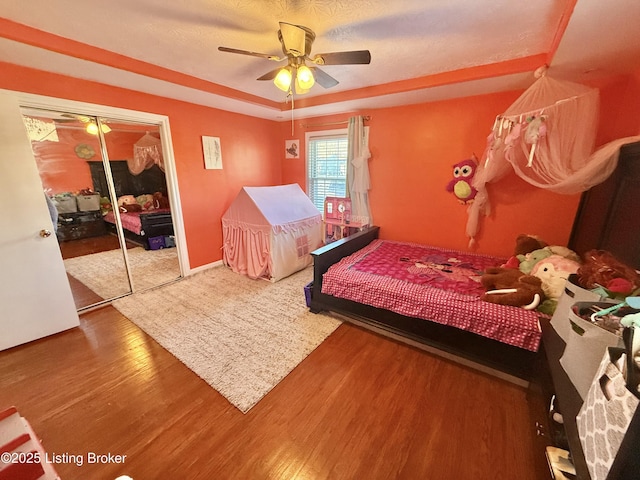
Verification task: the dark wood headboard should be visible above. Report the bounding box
[568,140,640,270]
[89,160,167,198]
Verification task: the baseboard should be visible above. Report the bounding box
[186,259,224,276]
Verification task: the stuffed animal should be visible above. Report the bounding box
[153,191,170,209]
[446,156,478,204]
[514,234,548,256]
[511,235,580,274]
[117,194,137,207]
[481,267,545,310]
[500,234,548,270]
[99,196,112,214]
[120,203,142,213]
[136,194,155,210]
[578,250,640,296]
[531,255,581,301]
[548,245,581,263]
[518,247,554,274]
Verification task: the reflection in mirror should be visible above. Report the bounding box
[21,109,131,309]
[21,110,183,309]
[98,117,180,292]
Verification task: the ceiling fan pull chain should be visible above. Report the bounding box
[290,91,295,135]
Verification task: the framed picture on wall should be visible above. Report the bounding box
[203,136,222,169]
[285,139,299,158]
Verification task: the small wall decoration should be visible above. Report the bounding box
[75,143,95,159]
[285,139,299,158]
[202,136,222,169]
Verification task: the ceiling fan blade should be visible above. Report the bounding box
[218,46,283,62]
[310,50,371,65]
[257,68,282,81]
[310,67,339,89]
[279,22,314,57]
[60,113,92,123]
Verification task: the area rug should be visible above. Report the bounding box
[64,247,180,300]
[112,266,342,413]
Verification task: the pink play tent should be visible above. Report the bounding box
[222,184,323,282]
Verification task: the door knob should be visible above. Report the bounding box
[39,229,52,238]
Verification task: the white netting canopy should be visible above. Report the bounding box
[467,71,640,244]
[129,132,164,175]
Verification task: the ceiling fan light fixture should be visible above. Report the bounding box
[295,78,310,95]
[296,65,315,90]
[86,122,111,135]
[274,67,293,92]
[86,122,98,135]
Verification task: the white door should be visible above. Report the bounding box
[0,93,79,351]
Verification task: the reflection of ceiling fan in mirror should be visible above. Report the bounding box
[218,22,371,95]
[57,113,111,135]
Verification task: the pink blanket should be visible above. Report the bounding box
[104,209,170,235]
[321,239,541,351]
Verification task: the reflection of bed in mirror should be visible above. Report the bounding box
[89,160,174,249]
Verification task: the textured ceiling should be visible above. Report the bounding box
[1,0,639,120]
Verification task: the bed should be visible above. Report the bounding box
[103,208,173,249]
[309,226,543,381]
[89,160,174,249]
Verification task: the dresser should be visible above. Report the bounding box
[56,210,106,242]
[536,318,640,480]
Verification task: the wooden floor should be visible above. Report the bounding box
[0,307,550,479]
[59,234,141,310]
[58,233,130,260]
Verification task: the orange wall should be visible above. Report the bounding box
[1,61,281,269]
[5,59,639,265]
[31,125,100,194]
[595,70,640,143]
[282,93,582,257]
[33,126,148,195]
[282,75,640,258]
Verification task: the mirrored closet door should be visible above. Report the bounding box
[21,108,182,311]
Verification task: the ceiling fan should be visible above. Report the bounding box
[55,113,111,134]
[218,22,371,94]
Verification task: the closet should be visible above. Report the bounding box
[21,108,182,311]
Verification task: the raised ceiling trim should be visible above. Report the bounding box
[0,18,280,110]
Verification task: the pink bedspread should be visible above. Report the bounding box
[321,239,542,351]
[104,209,170,235]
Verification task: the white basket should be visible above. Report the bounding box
[550,274,616,342]
[53,196,77,213]
[559,302,624,399]
[76,194,100,211]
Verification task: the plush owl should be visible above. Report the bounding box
[446,156,478,204]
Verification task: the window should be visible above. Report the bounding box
[306,129,348,213]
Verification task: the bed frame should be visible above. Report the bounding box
[105,211,174,249]
[90,160,174,249]
[309,226,539,381]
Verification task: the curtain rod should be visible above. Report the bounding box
[302,115,370,128]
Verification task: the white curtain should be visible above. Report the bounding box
[346,116,372,225]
